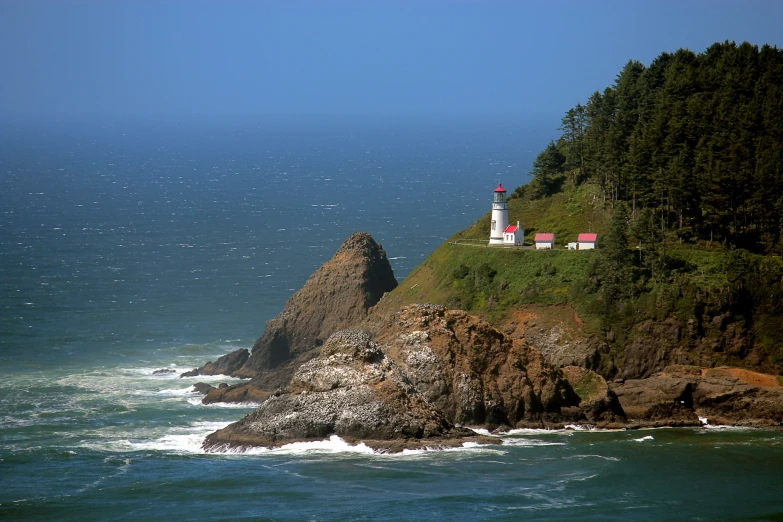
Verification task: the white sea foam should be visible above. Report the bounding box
[503,428,569,436]
[500,438,567,447]
[699,424,756,432]
[565,454,621,462]
[82,421,229,454]
[250,435,376,455]
[398,441,501,456]
[468,427,493,436]
[156,386,199,397]
[633,435,654,442]
[565,424,595,431]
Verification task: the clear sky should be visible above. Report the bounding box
[1,0,781,121]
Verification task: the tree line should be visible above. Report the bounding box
[524,41,783,255]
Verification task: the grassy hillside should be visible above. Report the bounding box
[377,180,783,377]
[457,182,609,244]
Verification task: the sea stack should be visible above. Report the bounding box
[234,232,398,381]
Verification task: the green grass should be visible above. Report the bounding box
[394,241,597,323]
[458,182,609,246]
[570,371,606,402]
[378,180,783,375]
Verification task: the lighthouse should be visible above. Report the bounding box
[489,183,509,245]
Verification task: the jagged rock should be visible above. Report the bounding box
[608,365,783,427]
[179,348,250,378]
[609,376,696,421]
[152,368,176,375]
[662,365,783,426]
[202,384,271,405]
[192,382,215,395]
[377,304,580,430]
[561,366,625,422]
[203,330,481,452]
[235,232,398,381]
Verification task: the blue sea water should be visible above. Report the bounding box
[1,118,782,521]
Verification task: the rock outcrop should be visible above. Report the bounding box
[203,331,486,452]
[236,232,398,382]
[180,348,249,378]
[610,365,783,427]
[376,304,582,429]
[560,366,625,423]
[182,232,398,403]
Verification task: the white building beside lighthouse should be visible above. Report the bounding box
[489,183,509,245]
[503,221,523,246]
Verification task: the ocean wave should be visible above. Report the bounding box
[207,435,503,457]
[632,435,654,442]
[80,421,229,454]
[698,424,757,432]
[500,438,567,447]
[155,386,199,397]
[502,428,570,436]
[565,454,621,462]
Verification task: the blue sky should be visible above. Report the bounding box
[1,0,781,121]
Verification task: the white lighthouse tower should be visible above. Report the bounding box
[489,183,509,245]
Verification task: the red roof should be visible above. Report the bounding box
[578,233,597,242]
[504,225,518,233]
[535,233,554,242]
[493,183,507,193]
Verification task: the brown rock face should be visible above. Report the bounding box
[180,348,249,378]
[236,232,397,380]
[609,365,783,427]
[664,365,783,426]
[376,304,580,429]
[202,330,480,452]
[610,376,697,423]
[560,366,625,423]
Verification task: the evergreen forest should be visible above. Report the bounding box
[519,41,783,255]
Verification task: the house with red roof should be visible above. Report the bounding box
[534,233,555,250]
[503,221,523,246]
[577,233,597,250]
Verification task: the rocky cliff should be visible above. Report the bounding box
[202,306,628,452]
[239,232,398,379]
[375,304,624,429]
[611,365,783,427]
[182,232,398,388]
[203,330,488,453]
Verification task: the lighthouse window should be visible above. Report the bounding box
[491,220,496,231]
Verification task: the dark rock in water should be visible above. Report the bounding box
[192,382,216,395]
[377,304,581,430]
[179,348,249,378]
[203,330,479,452]
[202,384,271,405]
[235,232,398,379]
[152,368,176,375]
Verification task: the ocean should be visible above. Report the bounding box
[2,118,782,521]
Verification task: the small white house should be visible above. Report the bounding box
[503,221,523,246]
[567,242,578,250]
[577,233,598,250]
[534,233,555,249]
